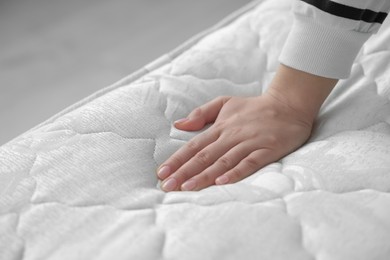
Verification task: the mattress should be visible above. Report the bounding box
[1,0,390,259]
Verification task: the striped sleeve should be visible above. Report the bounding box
[279,0,390,79]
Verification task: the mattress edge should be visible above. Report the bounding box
[5,0,263,146]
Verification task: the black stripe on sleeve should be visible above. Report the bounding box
[301,0,388,24]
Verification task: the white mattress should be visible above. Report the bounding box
[1,0,390,259]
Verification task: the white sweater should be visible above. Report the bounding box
[280,0,390,79]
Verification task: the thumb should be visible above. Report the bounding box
[174,96,230,131]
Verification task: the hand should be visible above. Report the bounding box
[157,93,313,192]
[156,64,337,192]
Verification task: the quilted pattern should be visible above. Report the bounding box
[1,0,390,259]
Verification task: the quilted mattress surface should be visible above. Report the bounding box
[1,0,390,259]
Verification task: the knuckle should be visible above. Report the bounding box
[179,170,192,181]
[244,155,261,169]
[199,173,211,184]
[173,169,192,182]
[213,120,226,131]
[265,135,280,147]
[194,150,212,166]
[217,156,232,171]
[207,129,221,140]
[228,127,242,137]
[169,155,184,167]
[186,140,201,153]
[193,107,203,117]
[229,167,243,181]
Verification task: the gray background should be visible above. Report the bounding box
[0,0,251,145]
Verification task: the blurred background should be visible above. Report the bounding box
[0,0,251,145]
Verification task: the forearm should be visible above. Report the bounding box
[266,64,338,122]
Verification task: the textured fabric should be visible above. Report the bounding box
[1,0,390,259]
[280,0,390,78]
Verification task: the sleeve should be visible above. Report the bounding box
[279,0,390,79]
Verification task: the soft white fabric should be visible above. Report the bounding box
[1,0,390,259]
[280,14,371,78]
[280,0,390,78]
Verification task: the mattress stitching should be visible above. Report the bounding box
[71,130,157,142]
[282,196,317,260]
[153,204,167,260]
[11,154,38,260]
[9,189,390,217]
[14,213,26,260]
[26,197,290,211]
[7,0,266,147]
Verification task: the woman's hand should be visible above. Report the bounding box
[157,93,313,192]
[157,65,337,192]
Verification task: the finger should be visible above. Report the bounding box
[174,96,230,131]
[161,135,236,192]
[170,137,244,191]
[181,141,255,191]
[157,129,219,180]
[215,149,275,185]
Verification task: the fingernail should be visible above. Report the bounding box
[216,175,229,185]
[181,179,197,191]
[161,178,177,192]
[157,166,171,179]
[174,118,189,124]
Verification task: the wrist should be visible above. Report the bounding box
[266,64,337,121]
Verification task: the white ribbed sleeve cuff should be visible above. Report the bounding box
[279,15,371,79]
